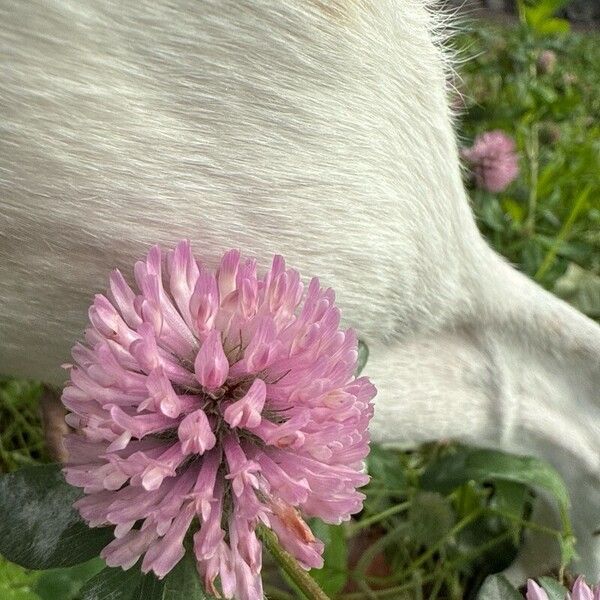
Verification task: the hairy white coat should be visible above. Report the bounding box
[1,0,598,577]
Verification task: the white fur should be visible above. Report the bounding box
[1,0,598,576]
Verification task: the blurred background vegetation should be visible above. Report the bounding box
[0,1,598,598]
[455,3,599,312]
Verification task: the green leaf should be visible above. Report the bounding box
[538,576,569,600]
[0,464,114,569]
[554,263,600,318]
[521,0,570,36]
[79,566,143,600]
[476,574,522,600]
[501,198,525,224]
[34,559,104,600]
[421,446,575,563]
[492,481,530,544]
[162,552,213,600]
[536,18,570,35]
[131,574,165,600]
[356,340,369,376]
[492,481,529,520]
[0,557,41,600]
[408,492,455,547]
[366,445,407,492]
[421,447,570,512]
[80,555,214,600]
[454,481,485,520]
[309,521,348,596]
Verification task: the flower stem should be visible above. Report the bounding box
[258,525,331,600]
[525,121,539,236]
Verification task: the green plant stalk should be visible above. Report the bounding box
[483,507,564,539]
[353,524,408,580]
[257,525,331,600]
[263,584,295,600]
[404,509,482,574]
[516,0,527,25]
[534,184,592,281]
[525,121,540,236]
[341,576,437,600]
[362,509,483,588]
[347,501,411,535]
[351,531,513,600]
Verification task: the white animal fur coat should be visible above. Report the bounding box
[1,0,599,578]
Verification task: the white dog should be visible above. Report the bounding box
[1,0,598,577]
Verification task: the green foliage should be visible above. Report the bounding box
[538,576,569,600]
[408,492,455,547]
[78,566,145,600]
[421,446,569,512]
[0,425,573,599]
[554,262,600,317]
[0,557,40,600]
[517,0,571,37]
[422,446,575,565]
[0,379,46,472]
[0,464,113,569]
[309,521,349,596]
[34,560,105,600]
[161,552,215,600]
[319,443,573,600]
[0,558,104,600]
[476,574,523,600]
[0,463,216,599]
[355,340,370,376]
[455,22,600,302]
[81,563,214,600]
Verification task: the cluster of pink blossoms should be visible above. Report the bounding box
[461,130,520,193]
[62,242,375,599]
[527,576,600,600]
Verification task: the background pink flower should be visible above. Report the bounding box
[526,576,600,600]
[461,130,520,193]
[62,242,375,600]
[537,49,557,75]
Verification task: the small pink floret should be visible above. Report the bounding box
[62,242,376,599]
[194,329,229,390]
[224,379,266,429]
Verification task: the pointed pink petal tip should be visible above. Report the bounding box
[194,329,229,390]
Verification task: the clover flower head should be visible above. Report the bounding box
[461,130,520,193]
[537,49,557,75]
[62,242,375,600]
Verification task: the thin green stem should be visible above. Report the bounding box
[405,510,482,573]
[427,549,447,600]
[258,525,331,600]
[340,573,438,600]
[448,531,513,568]
[348,501,411,535]
[353,524,408,580]
[516,0,527,24]
[364,488,409,496]
[263,585,295,600]
[482,507,563,539]
[363,510,482,588]
[347,531,512,599]
[535,184,592,280]
[525,122,540,236]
